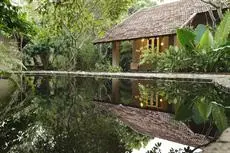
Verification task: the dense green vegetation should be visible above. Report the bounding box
[20,0,133,71]
[0,0,230,73]
[1,1,230,153]
[0,0,157,72]
[140,11,230,72]
[0,0,34,71]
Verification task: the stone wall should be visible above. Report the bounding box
[204,128,230,153]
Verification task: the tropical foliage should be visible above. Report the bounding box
[21,0,135,71]
[1,0,140,72]
[0,0,32,72]
[140,11,230,73]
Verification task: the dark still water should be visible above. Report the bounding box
[0,75,230,153]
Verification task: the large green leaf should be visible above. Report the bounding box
[198,29,214,49]
[195,98,212,121]
[194,24,207,45]
[175,102,193,121]
[192,106,205,124]
[215,11,230,47]
[212,104,228,132]
[176,28,196,49]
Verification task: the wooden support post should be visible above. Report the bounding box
[152,38,155,51]
[157,37,160,53]
[112,79,120,103]
[112,41,120,67]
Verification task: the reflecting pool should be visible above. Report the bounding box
[0,75,230,153]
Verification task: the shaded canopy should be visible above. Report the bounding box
[95,0,213,43]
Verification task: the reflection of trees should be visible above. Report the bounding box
[119,80,133,105]
[94,79,134,106]
[137,80,230,138]
[0,76,149,153]
[145,143,193,153]
[0,82,37,152]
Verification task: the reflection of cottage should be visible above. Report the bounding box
[132,81,172,112]
[95,79,172,112]
[138,92,164,109]
[94,79,218,144]
[97,102,211,147]
[94,0,226,71]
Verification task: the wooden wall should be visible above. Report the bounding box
[130,35,177,71]
[160,36,169,52]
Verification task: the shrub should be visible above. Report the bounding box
[158,46,195,72]
[139,47,161,71]
[108,65,123,72]
[95,61,123,72]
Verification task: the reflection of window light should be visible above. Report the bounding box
[140,103,144,108]
[161,42,164,46]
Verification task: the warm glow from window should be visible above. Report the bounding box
[140,102,144,107]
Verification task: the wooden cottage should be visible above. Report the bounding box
[94,0,223,71]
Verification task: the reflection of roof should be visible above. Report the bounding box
[97,102,211,147]
[95,0,213,43]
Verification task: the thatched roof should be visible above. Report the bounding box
[97,102,211,147]
[95,0,213,43]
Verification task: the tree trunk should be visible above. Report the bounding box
[40,53,50,70]
[33,56,40,66]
